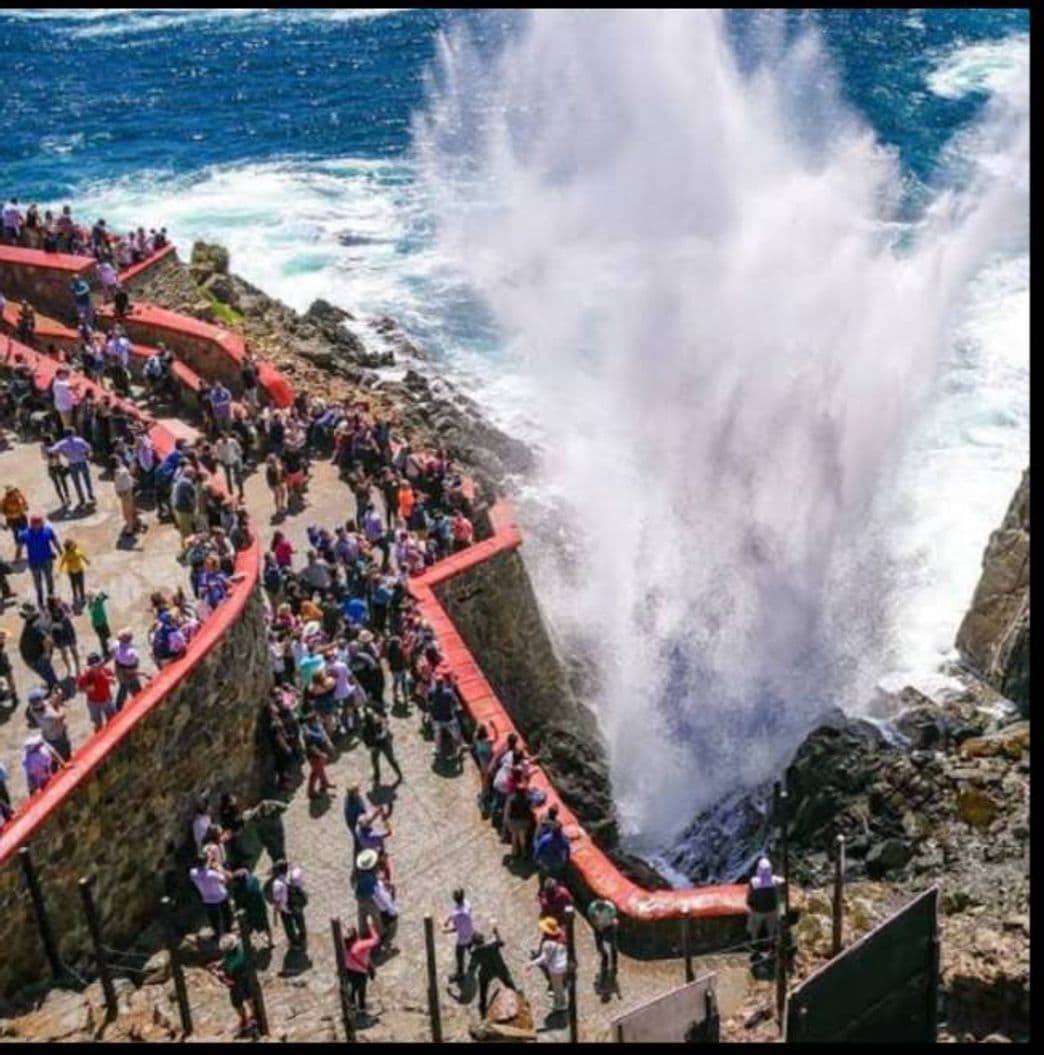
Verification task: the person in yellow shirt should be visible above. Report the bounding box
[2,485,29,561]
[57,538,90,609]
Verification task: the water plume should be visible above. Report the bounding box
[413,9,1028,843]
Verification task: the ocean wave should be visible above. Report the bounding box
[928,33,1029,100]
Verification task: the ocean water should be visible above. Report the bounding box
[1,8,1029,845]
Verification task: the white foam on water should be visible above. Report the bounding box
[412,11,1029,841]
[928,34,1029,99]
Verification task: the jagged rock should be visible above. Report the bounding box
[956,787,1000,830]
[306,298,355,325]
[202,272,238,308]
[956,469,1029,714]
[959,722,1029,761]
[469,985,537,1041]
[190,241,230,276]
[865,838,912,878]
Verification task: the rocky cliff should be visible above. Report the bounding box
[956,469,1029,714]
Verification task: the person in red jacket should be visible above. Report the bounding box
[537,876,574,927]
[76,652,116,731]
[342,922,381,1013]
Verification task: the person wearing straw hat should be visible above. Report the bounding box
[527,917,569,1012]
[354,848,384,941]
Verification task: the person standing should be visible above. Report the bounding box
[18,514,61,607]
[112,455,140,536]
[212,932,255,1036]
[468,922,518,1019]
[26,686,71,762]
[57,538,90,608]
[1,485,29,561]
[746,857,783,944]
[360,707,402,787]
[353,849,384,942]
[171,468,199,546]
[344,783,367,858]
[76,652,117,731]
[49,429,95,506]
[86,591,112,658]
[22,731,62,795]
[342,923,380,1014]
[112,628,144,710]
[527,918,569,1013]
[215,432,245,499]
[271,859,308,948]
[0,629,18,708]
[18,602,59,690]
[442,888,475,983]
[189,856,234,938]
[588,898,619,980]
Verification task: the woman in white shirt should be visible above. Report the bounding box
[527,917,569,1012]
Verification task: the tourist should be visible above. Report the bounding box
[76,652,117,731]
[271,859,308,948]
[51,367,77,430]
[1,484,29,560]
[0,555,12,608]
[18,602,59,690]
[112,454,141,535]
[360,707,402,786]
[208,380,233,434]
[86,590,112,657]
[112,628,144,710]
[26,686,71,762]
[271,529,294,568]
[342,923,380,1014]
[17,300,35,344]
[353,849,384,940]
[189,855,234,938]
[212,932,255,1036]
[41,438,73,507]
[230,869,273,949]
[537,876,574,927]
[70,277,93,326]
[2,197,22,242]
[0,629,18,707]
[442,887,475,983]
[22,731,62,795]
[18,514,61,607]
[469,922,518,1019]
[171,467,198,544]
[527,918,569,1013]
[533,817,571,881]
[191,795,213,855]
[588,897,619,979]
[46,594,81,677]
[344,783,368,857]
[97,258,118,302]
[49,428,95,506]
[505,783,533,861]
[302,709,335,799]
[215,431,245,499]
[746,857,783,944]
[57,537,90,608]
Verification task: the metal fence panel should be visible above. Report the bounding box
[613,974,719,1043]
[787,887,938,1043]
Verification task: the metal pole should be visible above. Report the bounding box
[780,787,791,919]
[236,909,268,1036]
[681,911,694,983]
[77,877,117,1021]
[159,897,192,1036]
[705,986,721,1042]
[832,834,845,957]
[423,915,443,1043]
[331,918,356,1041]
[926,889,940,1043]
[564,905,579,1043]
[775,913,789,1031]
[18,846,61,979]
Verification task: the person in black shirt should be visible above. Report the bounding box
[469,924,517,1019]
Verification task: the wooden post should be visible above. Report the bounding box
[331,918,356,1041]
[159,897,192,1036]
[564,905,579,1043]
[18,846,61,980]
[681,911,694,983]
[236,910,268,1036]
[77,877,117,1021]
[780,787,791,919]
[704,985,721,1042]
[832,834,845,958]
[423,915,443,1043]
[775,913,789,1031]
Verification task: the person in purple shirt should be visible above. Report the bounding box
[48,429,95,506]
[208,382,233,434]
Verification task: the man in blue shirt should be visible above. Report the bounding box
[18,515,61,607]
[155,440,187,520]
[533,819,571,882]
[208,382,233,434]
[48,429,95,506]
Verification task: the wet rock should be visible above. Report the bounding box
[959,722,1029,762]
[305,298,355,325]
[189,241,229,276]
[202,272,238,307]
[865,839,911,878]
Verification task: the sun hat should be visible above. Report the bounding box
[27,687,49,704]
[86,652,102,666]
[356,849,379,872]
[538,917,563,938]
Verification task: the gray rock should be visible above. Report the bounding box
[865,838,912,877]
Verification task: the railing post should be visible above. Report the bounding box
[780,787,791,920]
[705,985,721,1042]
[236,909,268,1036]
[775,913,789,1031]
[564,905,579,1043]
[423,915,443,1043]
[681,910,694,983]
[18,846,62,980]
[331,917,356,1041]
[159,897,192,1036]
[77,877,117,1021]
[832,834,845,958]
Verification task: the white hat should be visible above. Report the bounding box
[356,849,378,872]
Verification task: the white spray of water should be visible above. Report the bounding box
[413,9,1028,841]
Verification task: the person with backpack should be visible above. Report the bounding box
[171,467,199,545]
[746,857,783,943]
[271,859,308,949]
[211,932,255,1036]
[18,602,59,690]
[353,849,384,941]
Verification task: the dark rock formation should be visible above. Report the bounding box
[956,469,1029,714]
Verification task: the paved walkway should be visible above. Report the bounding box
[0,436,188,811]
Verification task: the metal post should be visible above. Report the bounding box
[705,986,721,1042]
[78,877,117,1021]
[18,846,61,979]
[423,915,443,1043]
[564,905,579,1043]
[236,910,268,1036]
[331,918,356,1041]
[832,834,845,957]
[780,787,791,919]
[681,911,694,983]
[926,889,940,1043]
[160,897,192,1036]
[775,913,788,1030]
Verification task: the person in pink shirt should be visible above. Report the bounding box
[271,530,294,569]
[342,923,381,1013]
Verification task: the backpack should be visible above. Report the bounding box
[288,884,309,912]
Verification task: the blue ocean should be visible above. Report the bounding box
[0,8,1029,837]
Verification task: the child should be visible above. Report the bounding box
[57,538,90,608]
[86,591,112,658]
[76,652,117,731]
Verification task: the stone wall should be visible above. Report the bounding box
[0,584,272,1000]
[433,547,619,846]
[0,252,95,321]
[956,469,1030,714]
